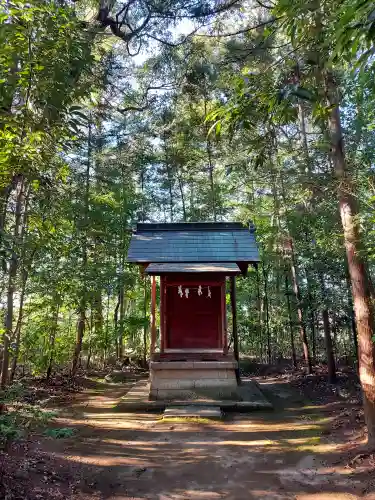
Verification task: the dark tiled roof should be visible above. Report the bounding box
[127,222,260,263]
[145,263,241,274]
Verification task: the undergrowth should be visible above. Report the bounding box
[0,384,58,449]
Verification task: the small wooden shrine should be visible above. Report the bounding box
[127,222,259,400]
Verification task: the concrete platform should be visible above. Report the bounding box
[150,359,238,400]
[117,378,273,412]
[163,406,222,419]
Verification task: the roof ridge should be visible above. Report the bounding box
[136,222,247,232]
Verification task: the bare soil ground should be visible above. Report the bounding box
[1,369,375,500]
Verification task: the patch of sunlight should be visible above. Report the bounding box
[161,417,222,424]
[53,416,154,429]
[222,422,322,432]
[183,439,274,447]
[270,439,340,454]
[296,494,358,499]
[53,453,155,467]
[160,491,222,499]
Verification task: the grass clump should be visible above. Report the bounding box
[44,427,75,439]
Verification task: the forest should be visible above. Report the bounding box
[1,0,375,459]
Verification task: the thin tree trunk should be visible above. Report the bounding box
[166,162,174,222]
[1,176,25,388]
[104,288,110,364]
[9,186,32,382]
[71,120,91,378]
[10,272,27,382]
[143,276,148,366]
[311,310,316,364]
[289,240,313,374]
[86,308,93,370]
[114,291,120,359]
[326,71,375,446]
[285,274,297,369]
[203,97,216,221]
[46,302,60,381]
[322,307,336,383]
[177,172,187,221]
[320,273,336,383]
[256,266,263,361]
[262,264,271,364]
[306,271,317,365]
[118,286,125,359]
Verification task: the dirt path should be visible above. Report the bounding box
[8,378,375,500]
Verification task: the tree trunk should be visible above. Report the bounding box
[262,264,271,364]
[118,286,125,359]
[306,270,317,365]
[326,71,375,446]
[289,240,313,374]
[86,308,93,370]
[72,304,85,378]
[177,172,187,221]
[1,176,25,388]
[285,274,297,369]
[114,291,120,359]
[345,265,359,363]
[203,97,216,221]
[10,272,27,382]
[319,273,336,383]
[256,267,263,361]
[104,288,110,364]
[71,120,91,378]
[46,302,60,381]
[322,308,336,383]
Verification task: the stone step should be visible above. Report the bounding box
[163,405,222,419]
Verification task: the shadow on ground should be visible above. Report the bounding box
[5,376,374,500]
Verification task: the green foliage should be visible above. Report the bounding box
[44,427,75,439]
[1,0,375,386]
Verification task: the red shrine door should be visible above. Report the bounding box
[164,277,224,350]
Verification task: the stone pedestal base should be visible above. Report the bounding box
[149,360,238,400]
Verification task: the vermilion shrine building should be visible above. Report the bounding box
[127,222,260,400]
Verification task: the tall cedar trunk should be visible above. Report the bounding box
[167,167,174,222]
[104,289,110,364]
[277,167,312,372]
[320,274,336,383]
[262,264,271,364]
[71,121,91,378]
[203,97,216,221]
[289,240,313,374]
[177,172,187,221]
[1,177,25,388]
[86,308,93,370]
[114,291,120,358]
[256,267,263,360]
[296,67,318,367]
[306,270,317,365]
[322,308,336,383]
[311,310,317,364]
[162,130,174,222]
[93,291,103,346]
[285,274,297,369]
[118,286,125,359]
[46,302,60,381]
[326,71,375,445]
